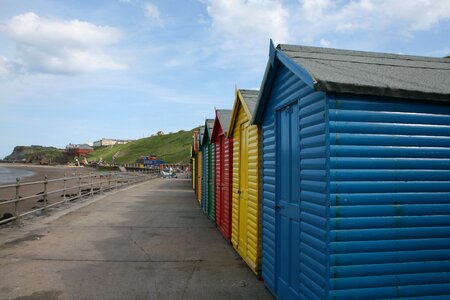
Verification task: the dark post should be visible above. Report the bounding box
[90,172,94,197]
[63,173,67,203]
[43,175,48,211]
[14,178,20,223]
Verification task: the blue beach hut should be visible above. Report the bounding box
[202,119,215,219]
[252,42,450,299]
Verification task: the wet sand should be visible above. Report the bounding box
[0,164,101,220]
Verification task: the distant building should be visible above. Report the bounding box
[93,138,134,147]
[136,154,165,167]
[66,144,93,157]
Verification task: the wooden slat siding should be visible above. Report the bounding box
[299,91,328,299]
[246,122,260,271]
[203,147,208,214]
[328,95,450,299]
[230,97,261,274]
[197,151,202,202]
[209,144,216,223]
[231,113,241,247]
[232,104,245,247]
[192,157,195,190]
[261,103,276,292]
[215,140,221,227]
[223,137,233,240]
[260,63,329,298]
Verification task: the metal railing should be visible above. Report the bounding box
[0,170,159,225]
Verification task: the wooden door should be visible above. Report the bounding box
[276,103,300,299]
[238,123,249,256]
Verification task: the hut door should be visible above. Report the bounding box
[203,148,208,213]
[276,103,300,298]
[197,152,202,202]
[208,144,214,218]
[237,123,248,256]
[219,135,225,228]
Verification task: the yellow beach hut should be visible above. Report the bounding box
[226,88,261,275]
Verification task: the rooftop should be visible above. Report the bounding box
[239,89,259,118]
[216,109,232,135]
[278,44,450,101]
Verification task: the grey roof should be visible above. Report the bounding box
[216,109,232,135]
[206,119,214,136]
[239,89,259,118]
[203,119,214,145]
[278,44,450,101]
[198,126,205,148]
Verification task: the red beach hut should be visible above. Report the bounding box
[211,109,233,242]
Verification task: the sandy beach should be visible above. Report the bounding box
[0,164,100,220]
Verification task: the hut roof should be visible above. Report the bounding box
[216,109,232,135]
[277,43,450,101]
[202,119,214,146]
[239,89,259,118]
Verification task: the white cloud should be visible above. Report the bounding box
[0,56,15,80]
[194,0,450,76]
[319,38,331,47]
[205,0,289,44]
[296,0,450,43]
[2,12,126,75]
[381,0,450,30]
[0,56,23,80]
[145,3,163,26]
[200,0,290,70]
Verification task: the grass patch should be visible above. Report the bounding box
[88,130,193,164]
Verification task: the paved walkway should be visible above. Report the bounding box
[0,177,273,300]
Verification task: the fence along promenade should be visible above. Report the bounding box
[0,169,160,225]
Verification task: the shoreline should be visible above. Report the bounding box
[0,164,99,219]
[0,164,93,183]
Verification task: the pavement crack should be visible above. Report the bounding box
[181,260,199,300]
[128,226,153,261]
[0,256,204,263]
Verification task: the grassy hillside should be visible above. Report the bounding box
[88,130,193,164]
[4,146,69,164]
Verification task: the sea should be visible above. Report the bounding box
[0,166,36,184]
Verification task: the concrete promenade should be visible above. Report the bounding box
[0,177,273,300]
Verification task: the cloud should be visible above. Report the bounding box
[205,0,289,44]
[319,38,331,47]
[0,56,19,80]
[197,0,289,71]
[2,12,126,75]
[145,3,163,26]
[381,0,450,30]
[295,0,450,43]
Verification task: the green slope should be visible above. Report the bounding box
[4,146,69,164]
[88,130,193,164]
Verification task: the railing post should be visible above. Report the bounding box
[115,173,118,190]
[63,173,67,203]
[14,178,20,223]
[99,173,103,194]
[78,173,82,199]
[43,176,48,212]
[108,172,111,191]
[90,172,94,197]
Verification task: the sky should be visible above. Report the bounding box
[0,0,449,158]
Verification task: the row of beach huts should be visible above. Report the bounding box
[189,41,450,299]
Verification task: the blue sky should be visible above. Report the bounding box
[0,0,449,158]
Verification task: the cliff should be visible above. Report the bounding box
[4,146,69,165]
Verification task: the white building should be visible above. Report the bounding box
[93,138,134,147]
